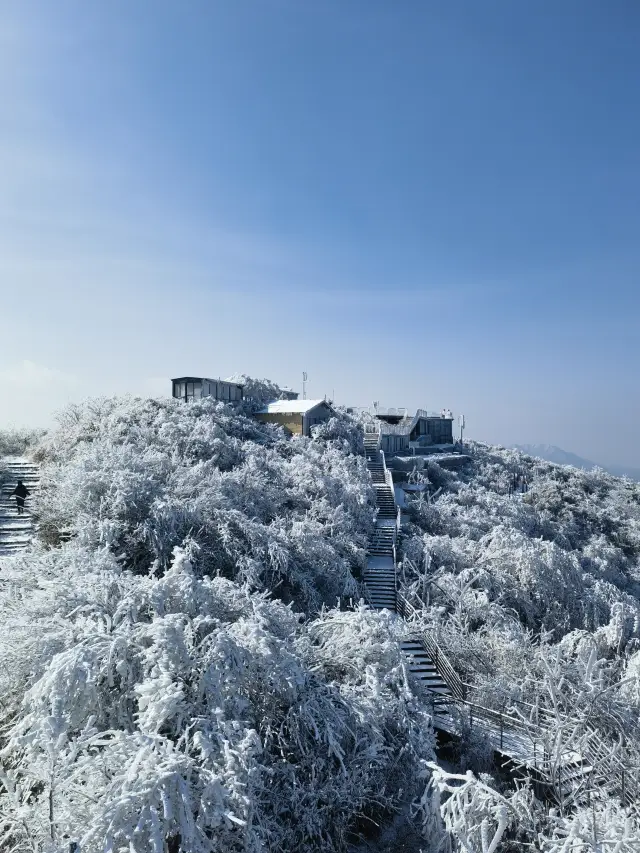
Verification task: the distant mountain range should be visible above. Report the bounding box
[513,444,640,482]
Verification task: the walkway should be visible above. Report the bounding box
[360,424,638,812]
[362,432,397,610]
[0,457,39,558]
[362,429,453,703]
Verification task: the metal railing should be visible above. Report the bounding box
[381,448,398,603]
[582,727,639,810]
[398,603,640,809]
[373,406,410,418]
[379,420,416,436]
[461,679,639,808]
[385,466,394,492]
[378,409,451,437]
[397,593,466,701]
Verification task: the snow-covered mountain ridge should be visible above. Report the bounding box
[514,442,640,481]
[0,394,639,852]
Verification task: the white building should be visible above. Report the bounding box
[254,399,335,436]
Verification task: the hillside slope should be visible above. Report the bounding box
[0,394,434,853]
[1,404,639,852]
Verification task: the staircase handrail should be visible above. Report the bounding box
[397,593,466,701]
[459,680,640,809]
[457,697,534,737]
[582,729,639,810]
[385,467,394,491]
[398,597,552,740]
[396,578,639,802]
[380,448,399,601]
[380,449,395,492]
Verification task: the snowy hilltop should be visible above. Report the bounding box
[0,391,639,852]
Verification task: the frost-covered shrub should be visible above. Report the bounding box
[227,374,292,411]
[398,441,640,820]
[419,764,640,853]
[311,413,364,456]
[0,390,444,851]
[0,427,45,458]
[401,441,640,647]
[32,396,374,611]
[0,546,434,852]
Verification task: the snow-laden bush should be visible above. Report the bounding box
[0,427,46,459]
[401,441,640,650]
[311,414,364,456]
[0,544,434,852]
[398,441,640,831]
[226,374,293,412]
[419,764,640,853]
[0,392,443,851]
[32,396,374,611]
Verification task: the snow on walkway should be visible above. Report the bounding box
[0,457,39,558]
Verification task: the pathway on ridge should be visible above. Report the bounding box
[0,457,39,558]
[360,427,612,809]
[362,432,397,610]
[362,431,453,703]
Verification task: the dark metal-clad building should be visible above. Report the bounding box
[351,406,455,453]
[171,377,244,403]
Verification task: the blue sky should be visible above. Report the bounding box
[1,1,639,466]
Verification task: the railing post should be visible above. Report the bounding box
[469,705,473,730]
[500,714,503,750]
[558,764,562,814]
[622,769,626,803]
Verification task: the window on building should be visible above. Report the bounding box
[185,381,202,400]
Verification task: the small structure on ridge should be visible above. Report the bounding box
[255,399,335,436]
[171,377,244,403]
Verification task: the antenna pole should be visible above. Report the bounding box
[302,372,308,400]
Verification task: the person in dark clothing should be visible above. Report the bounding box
[11,480,30,515]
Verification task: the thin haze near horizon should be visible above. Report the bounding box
[1,2,639,467]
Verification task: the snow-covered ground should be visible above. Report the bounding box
[0,399,639,852]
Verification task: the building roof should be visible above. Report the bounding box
[171,376,244,386]
[257,399,330,415]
